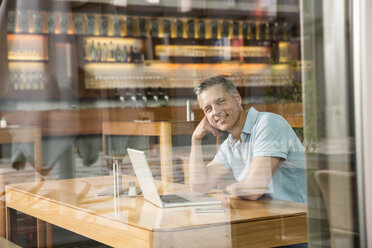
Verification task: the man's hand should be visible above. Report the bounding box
[192,117,222,141]
[224,157,280,201]
[225,182,264,200]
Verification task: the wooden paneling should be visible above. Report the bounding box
[0,103,303,136]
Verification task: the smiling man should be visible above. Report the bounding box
[189,76,306,203]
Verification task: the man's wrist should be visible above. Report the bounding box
[191,135,203,144]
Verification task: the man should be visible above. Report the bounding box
[189,76,306,203]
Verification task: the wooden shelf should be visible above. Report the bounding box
[2,0,300,101]
[8,60,48,63]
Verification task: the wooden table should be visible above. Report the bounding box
[5,176,308,248]
[0,126,42,238]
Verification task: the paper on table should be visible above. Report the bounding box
[97,186,142,197]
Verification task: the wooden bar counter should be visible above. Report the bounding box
[6,176,307,247]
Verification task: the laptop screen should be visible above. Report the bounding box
[127,148,164,207]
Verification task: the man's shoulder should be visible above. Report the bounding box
[255,112,288,128]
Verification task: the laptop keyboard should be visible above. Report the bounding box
[160,194,190,203]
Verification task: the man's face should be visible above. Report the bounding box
[198,84,243,132]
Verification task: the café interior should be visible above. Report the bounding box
[0,0,370,247]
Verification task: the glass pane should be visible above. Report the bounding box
[302,0,362,247]
[0,0,322,247]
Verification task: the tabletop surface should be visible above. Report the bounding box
[6,176,307,232]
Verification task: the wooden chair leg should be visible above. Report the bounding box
[47,223,53,248]
[37,219,53,248]
[6,207,18,243]
[37,219,46,248]
[25,215,37,248]
[0,199,5,238]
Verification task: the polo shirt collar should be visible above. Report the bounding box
[242,107,259,134]
[227,107,259,147]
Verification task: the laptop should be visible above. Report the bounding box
[127,148,222,208]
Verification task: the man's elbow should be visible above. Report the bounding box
[227,185,264,200]
[240,194,263,201]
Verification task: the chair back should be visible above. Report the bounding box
[314,170,358,247]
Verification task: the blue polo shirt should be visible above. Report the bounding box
[213,107,306,203]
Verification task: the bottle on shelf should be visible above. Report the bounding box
[198,20,206,39]
[19,11,30,33]
[163,19,171,37]
[233,21,239,38]
[249,22,257,40]
[265,23,270,40]
[115,45,122,62]
[269,22,275,41]
[176,19,184,38]
[129,46,134,63]
[90,40,96,62]
[102,43,108,61]
[187,19,195,38]
[7,11,16,33]
[259,22,266,41]
[33,11,42,33]
[139,18,147,37]
[84,40,90,61]
[151,19,159,37]
[122,45,128,62]
[242,22,248,39]
[74,14,83,35]
[126,17,134,37]
[96,42,102,62]
[222,21,229,38]
[113,17,121,36]
[211,20,218,39]
[109,41,115,60]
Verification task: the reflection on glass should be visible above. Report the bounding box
[2,0,312,247]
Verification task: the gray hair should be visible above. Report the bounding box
[194,76,237,98]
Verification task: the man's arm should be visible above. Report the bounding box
[189,117,230,193]
[226,156,280,200]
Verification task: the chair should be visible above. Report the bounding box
[0,126,42,241]
[314,170,358,248]
[102,121,199,183]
